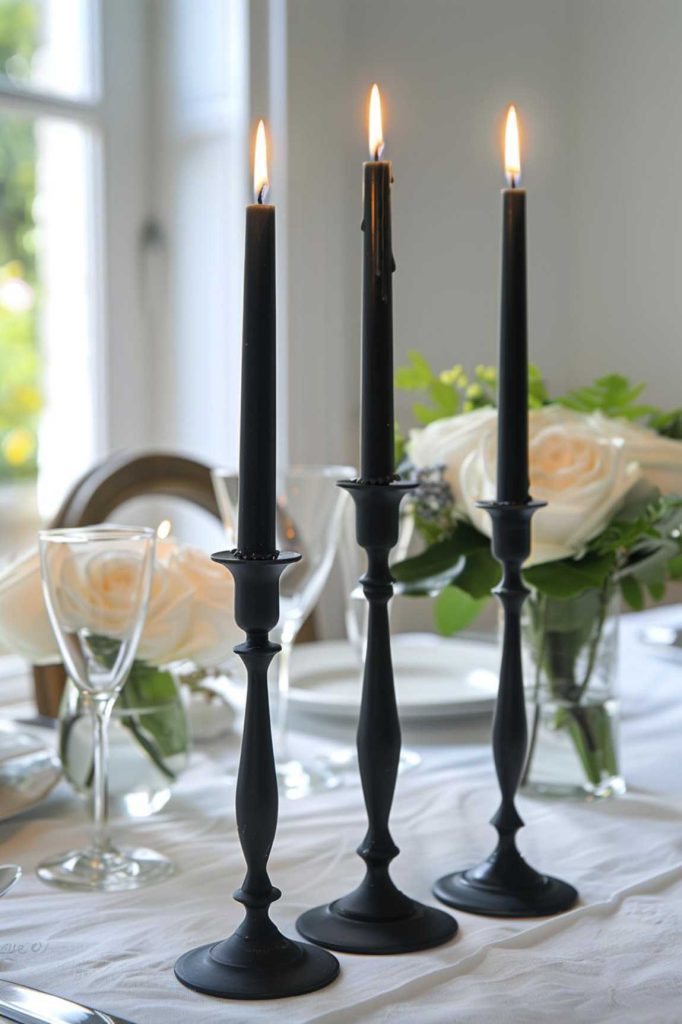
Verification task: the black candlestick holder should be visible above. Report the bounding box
[175,550,340,999]
[296,480,458,954]
[433,500,578,918]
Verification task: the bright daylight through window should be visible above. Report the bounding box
[0,0,100,557]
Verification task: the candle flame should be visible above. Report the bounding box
[505,105,521,186]
[156,518,172,540]
[368,83,384,160]
[253,119,269,203]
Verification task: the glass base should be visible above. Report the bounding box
[523,773,626,800]
[226,758,342,800]
[322,746,421,782]
[36,845,175,891]
[228,748,420,799]
[276,759,341,800]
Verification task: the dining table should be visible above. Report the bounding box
[0,605,679,1024]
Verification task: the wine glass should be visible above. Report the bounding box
[37,526,174,891]
[212,465,355,798]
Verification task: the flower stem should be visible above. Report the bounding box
[521,591,547,787]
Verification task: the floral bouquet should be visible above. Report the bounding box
[394,356,682,797]
[0,535,241,808]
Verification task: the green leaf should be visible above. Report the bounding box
[648,407,682,439]
[434,586,489,635]
[428,378,459,415]
[455,547,501,599]
[120,662,189,765]
[669,553,682,580]
[556,373,656,420]
[528,364,549,408]
[620,576,645,611]
[392,539,463,584]
[393,522,490,584]
[407,349,433,380]
[412,402,442,426]
[524,553,616,599]
[395,367,424,389]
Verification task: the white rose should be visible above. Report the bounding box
[407,407,497,506]
[408,405,643,565]
[135,542,195,664]
[0,550,59,665]
[0,537,239,669]
[165,545,241,667]
[55,545,154,639]
[586,413,682,497]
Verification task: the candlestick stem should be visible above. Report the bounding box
[433,500,578,917]
[175,551,339,999]
[296,480,457,954]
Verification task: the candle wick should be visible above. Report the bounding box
[509,174,517,189]
[257,185,265,204]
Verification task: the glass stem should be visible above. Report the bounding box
[91,694,115,854]
[274,620,298,764]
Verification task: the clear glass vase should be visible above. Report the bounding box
[59,662,190,818]
[521,583,625,799]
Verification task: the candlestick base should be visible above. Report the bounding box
[297,895,457,955]
[433,860,577,919]
[175,931,339,1000]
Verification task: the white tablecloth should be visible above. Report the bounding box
[0,608,681,1023]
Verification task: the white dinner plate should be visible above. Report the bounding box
[284,635,499,722]
[0,721,61,823]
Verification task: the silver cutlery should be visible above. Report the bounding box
[0,981,137,1024]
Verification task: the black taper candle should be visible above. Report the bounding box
[497,185,528,503]
[360,85,395,483]
[237,199,276,553]
[432,105,577,921]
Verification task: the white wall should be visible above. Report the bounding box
[284,0,682,469]
[569,0,682,408]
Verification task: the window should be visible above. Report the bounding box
[0,0,102,553]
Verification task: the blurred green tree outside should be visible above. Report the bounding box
[0,0,41,481]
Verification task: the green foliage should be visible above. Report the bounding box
[0,0,38,77]
[523,491,682,609]
[118,662,189,779]
[528,364,549,408]
[397,345,682,634]
[434,586,488,636]
[0,2,41,481]
[524,552,617,600]
[395,353,551,424]
[393,521,498,634]
[556,374,655,421]
[648,407,682,439]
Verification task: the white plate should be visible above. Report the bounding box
[0,721,61,823]
[285,636,498,722]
